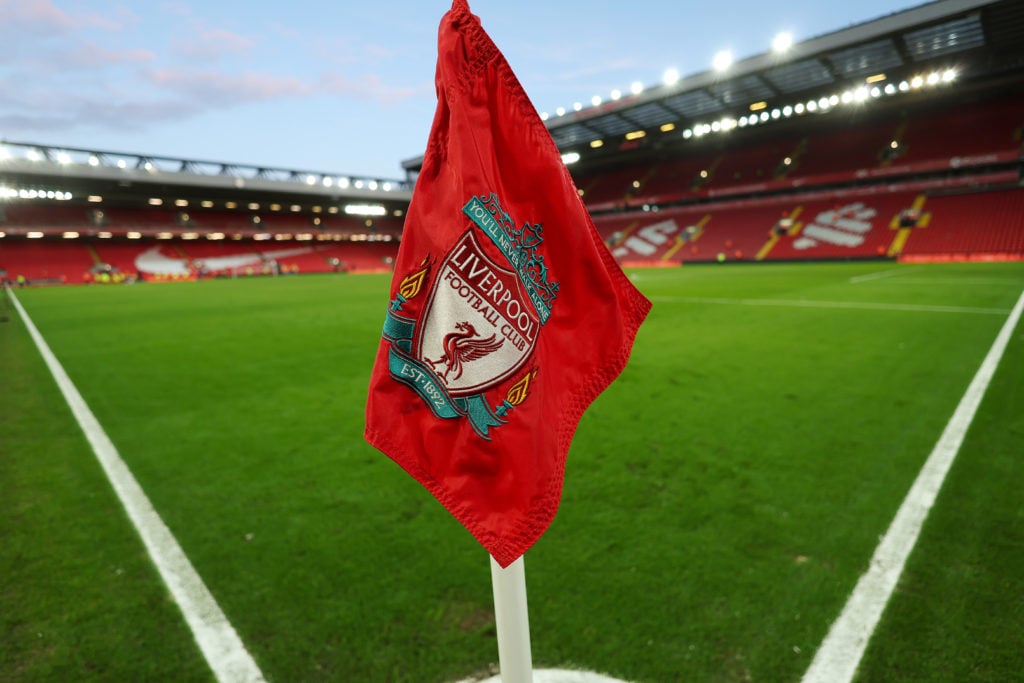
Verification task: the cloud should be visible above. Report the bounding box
[173,22,256,62]
[0,87,199,135]
[54,42,156,70]
[145,68,312,105]
[318,72,425,106]
[0,0,129,33]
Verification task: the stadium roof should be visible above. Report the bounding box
[0,140,414,210]
[403,0,1024,172]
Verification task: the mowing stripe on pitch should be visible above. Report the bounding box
[802,288,1024,683]
[650,295,1010,315]
[8,288,266,683]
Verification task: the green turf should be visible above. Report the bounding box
[2,262,1022,682]
[0,286,212,681]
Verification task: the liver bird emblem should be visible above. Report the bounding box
[428,321,504,383]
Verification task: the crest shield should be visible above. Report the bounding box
[415,230,539,397]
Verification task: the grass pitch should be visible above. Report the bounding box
[2,261,1023,682]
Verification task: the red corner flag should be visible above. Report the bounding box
[364,0,651,568]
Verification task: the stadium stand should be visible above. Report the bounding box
[0,239,94,283]
[899,187,1024,261]
[1,0,1022,282]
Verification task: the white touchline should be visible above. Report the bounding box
[650,295,1011,316]
[8,288,266,683]
[802,287,1024,683]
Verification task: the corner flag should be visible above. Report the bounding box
[365,0,651,567]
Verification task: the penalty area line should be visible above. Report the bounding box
[8,288,265,683]
[801,287,1024,683]
[848,267,908,284]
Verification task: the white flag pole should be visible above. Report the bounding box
[490,554,533,683]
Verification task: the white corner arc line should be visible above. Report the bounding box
[802,287,1024,683]
[8,288,265,683]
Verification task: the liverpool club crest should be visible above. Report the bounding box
[380,193,559,439]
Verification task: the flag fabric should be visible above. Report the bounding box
[364,0,651,568]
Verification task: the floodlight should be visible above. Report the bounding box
[590,139,604,148]
[663,68,680,86]
[323,177,334,187]
[62,231,78,239]
[338,177,350,188]
[117,159,127,168]
[910,75,923,88]
[712,50,733,72]
[841,90,854,104]
[591,95,602,106]
[926,71,940,85]
[771,108,781,119]
[794,103,805,114]
[760,111,770,122]
[56,152,71,164]
[573,102,583,111]
[783,105,793,117]
[630,81,643,95]
[26,149,42,162]
[683,128,693,139]
[610,89,622,100]
[88,155,100,166]
[540,112,549,121]
[555,106,566,116]
[345,204,387,216]
[305,174,316,185]
[942,68,957,82]
[885,83,898,95]
[561,152,581,165]
[855,86,869,101]
[772,32,793,53]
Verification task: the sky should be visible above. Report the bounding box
[0,0,927,180]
